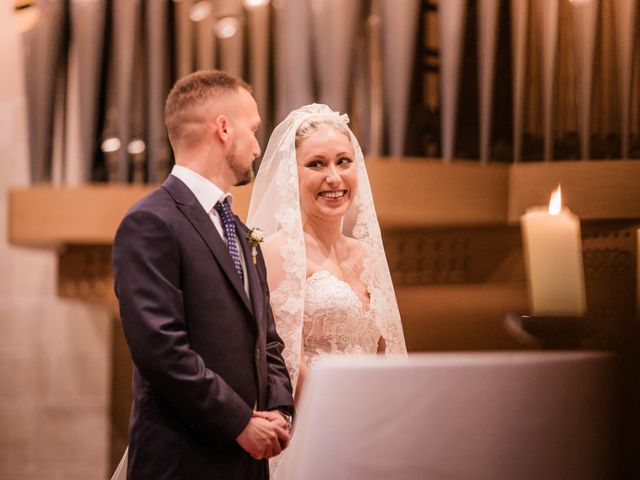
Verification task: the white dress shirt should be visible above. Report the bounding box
[171,165,249,296]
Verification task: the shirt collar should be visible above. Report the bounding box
[171,165,234,212]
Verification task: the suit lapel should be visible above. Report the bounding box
[162,176,253,315]
[235,219,265,332]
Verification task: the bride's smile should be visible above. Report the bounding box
[318,189,347,198]
[317,188,349,208]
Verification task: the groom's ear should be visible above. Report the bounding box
[215,115,230,144]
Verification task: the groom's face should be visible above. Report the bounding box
[227,89,261,186]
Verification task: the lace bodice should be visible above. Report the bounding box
[272,270,381,373]
[303,271,381,363]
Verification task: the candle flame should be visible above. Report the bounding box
[548,185,562,215]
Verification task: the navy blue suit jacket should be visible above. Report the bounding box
[112,175,293,479]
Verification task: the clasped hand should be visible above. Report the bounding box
[236,410,290,460]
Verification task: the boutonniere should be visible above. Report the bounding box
[246,227,264,264]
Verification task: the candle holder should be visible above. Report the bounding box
[504,312,595,349]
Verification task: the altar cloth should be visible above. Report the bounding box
[277,351,617,480]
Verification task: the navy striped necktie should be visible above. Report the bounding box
[214,200,244,284]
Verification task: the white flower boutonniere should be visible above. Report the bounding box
[246,227,264,265]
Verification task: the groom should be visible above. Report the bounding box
[112,70,294,479]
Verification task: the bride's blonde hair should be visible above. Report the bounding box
[295,117,351,149]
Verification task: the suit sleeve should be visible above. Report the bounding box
[112,209,253,444]
[256,246,295,415]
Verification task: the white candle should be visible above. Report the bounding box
[521,186,587,316]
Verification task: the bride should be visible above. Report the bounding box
[247,103,406,407]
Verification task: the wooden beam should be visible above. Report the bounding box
[508,160,640,223]
[366,158,508,228]
[8,159,640,247]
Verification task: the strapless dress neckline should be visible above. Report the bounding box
[306,270,370,311]
[302,269,379,364]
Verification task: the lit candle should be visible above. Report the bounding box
[521,185,587,316]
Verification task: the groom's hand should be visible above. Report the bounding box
[236,415,290,460]
[253,410,290,433]
[252,410,291,450]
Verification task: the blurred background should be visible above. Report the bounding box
[10,0,640,186]
[1,0,640,478]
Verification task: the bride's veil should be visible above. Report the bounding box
[247,104,407,395]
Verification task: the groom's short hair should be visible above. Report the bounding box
[164,69,251,147]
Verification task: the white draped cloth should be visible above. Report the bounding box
[276,352,617,480]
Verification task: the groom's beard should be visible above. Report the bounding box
[228,143,254,186]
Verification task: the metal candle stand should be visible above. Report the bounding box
[504,312,595,349]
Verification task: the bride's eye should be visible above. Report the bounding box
[337,157,353,167]
[305,160,324,170]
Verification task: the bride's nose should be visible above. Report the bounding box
[325,165,340,185]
